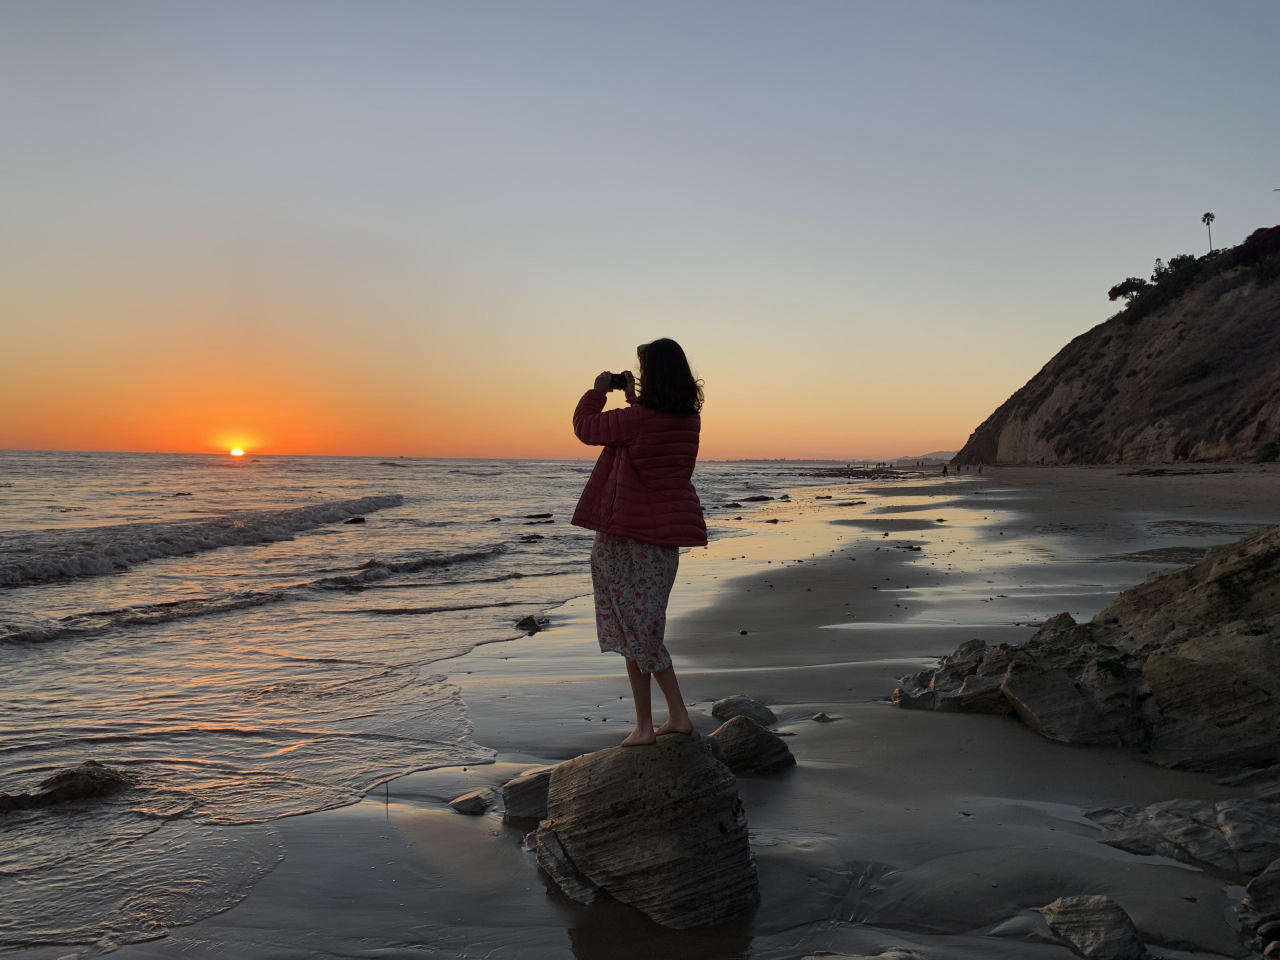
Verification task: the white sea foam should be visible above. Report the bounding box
[0,495,404,588]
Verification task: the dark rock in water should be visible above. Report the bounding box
[707,715,795,775]
[449,788,494,815]
[811,712,835,723]
[502,764,557,821]
[515,615,549,635]
[893,525,1280,774]
[524,512,553,519]
[1088,797,1280,877]
[712,694,777,726]
[535,735,757,928]
[487,517,501,522]
[1042,894,1146,960]
[0,760,135,813]
[343,516,366,524]
[741,495,772,502]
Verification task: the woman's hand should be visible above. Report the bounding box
[622,370,637,402]
[594,371,614,392]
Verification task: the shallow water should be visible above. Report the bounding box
[0,450,837,948]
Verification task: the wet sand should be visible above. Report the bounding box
[98,465,1280,960]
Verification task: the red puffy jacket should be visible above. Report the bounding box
[571,389,707,547]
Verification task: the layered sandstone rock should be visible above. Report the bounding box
[534,734,757,928]
[1042,895,1147,960]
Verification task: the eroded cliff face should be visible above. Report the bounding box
[955,226,1280,465]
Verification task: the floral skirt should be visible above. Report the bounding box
[590,532,680,674]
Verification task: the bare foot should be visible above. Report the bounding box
[655,718,694,737]
[620,727,656,747]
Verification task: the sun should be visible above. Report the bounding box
[229,448,245,457]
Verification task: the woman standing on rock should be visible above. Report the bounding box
[572,338,707,747]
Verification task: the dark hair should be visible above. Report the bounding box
[637,338,703,415]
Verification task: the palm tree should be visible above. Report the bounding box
[1202,211,1215,252]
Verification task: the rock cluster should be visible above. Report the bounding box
[894,525,1280,775]
[531,735,757,929]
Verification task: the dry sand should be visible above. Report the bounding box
[95,464,1280,960]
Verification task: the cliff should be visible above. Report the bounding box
[954,225,1280,465]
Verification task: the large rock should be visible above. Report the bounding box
[707,715,796,774]
[1043,895,1146,960]
[893,525,1280,774]
[534,735,757,928]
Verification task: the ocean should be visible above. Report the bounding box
[0,450,835,949]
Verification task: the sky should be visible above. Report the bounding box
[3,0,1278,461]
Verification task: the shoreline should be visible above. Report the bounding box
[65,464,1280,959]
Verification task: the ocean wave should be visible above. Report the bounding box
[310,546,505,589]
[0,495,404,588]
[333,599,526,616]
[1,591,288,645]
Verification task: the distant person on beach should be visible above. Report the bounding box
[572,338,707,747]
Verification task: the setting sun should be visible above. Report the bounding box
[229,448,244,457]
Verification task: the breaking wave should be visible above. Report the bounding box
[2,543,510,645]
[0,495,404,588]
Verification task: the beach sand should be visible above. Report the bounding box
[87,465,1280,960]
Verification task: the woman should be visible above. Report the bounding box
[571,338,707,747]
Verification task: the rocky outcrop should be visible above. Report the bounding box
[707,715,796,774]
[894,525,1280,774]
[1088,798,1280,878]
[954,225,1280,464]
[1043,895,1146,960]
[534,734,757,929]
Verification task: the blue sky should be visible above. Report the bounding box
[3,0,1278,457]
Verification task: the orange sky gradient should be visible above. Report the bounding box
[4,3,1276,461]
